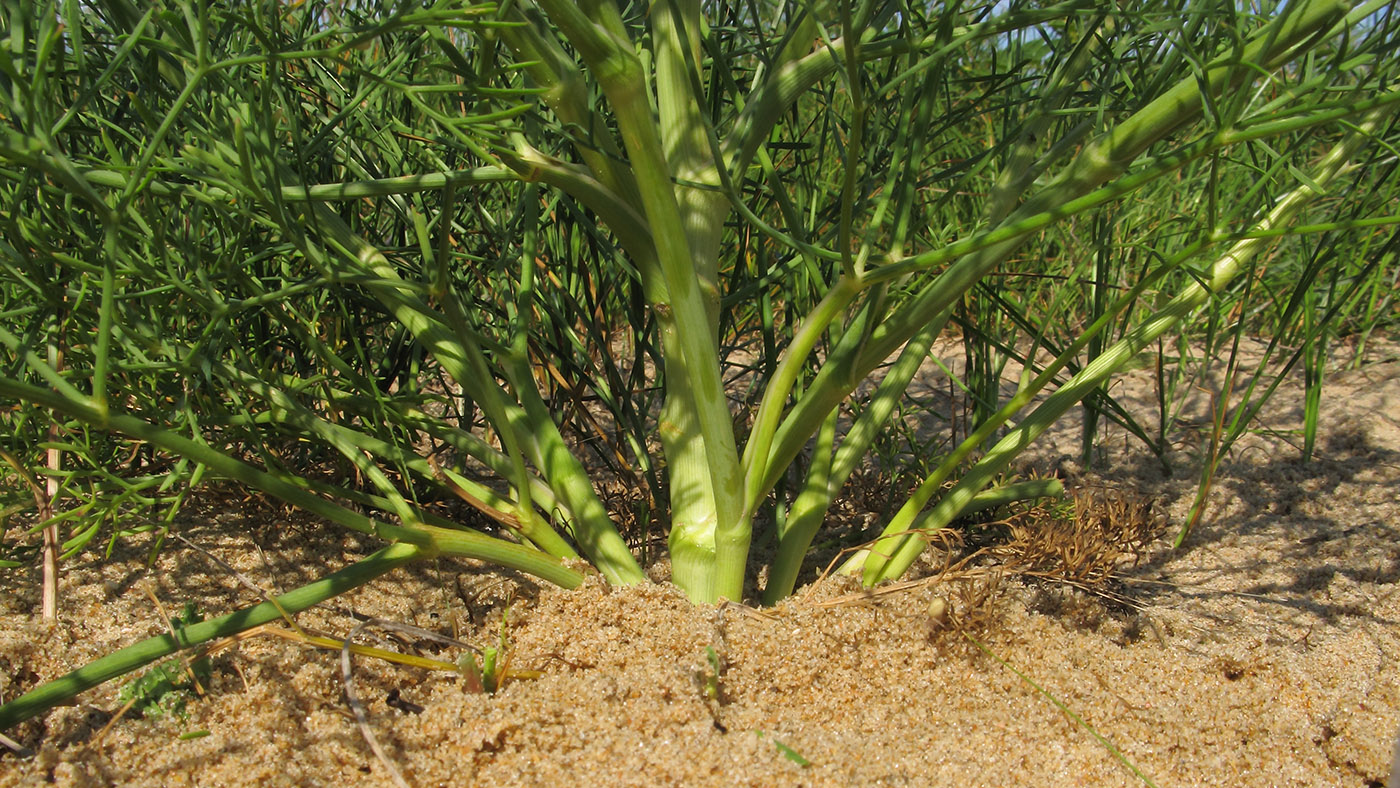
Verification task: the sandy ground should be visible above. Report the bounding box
[1,336,1398,787]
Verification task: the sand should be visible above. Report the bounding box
[1,337,1398,787]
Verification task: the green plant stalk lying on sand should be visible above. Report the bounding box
[1,0,1398,729]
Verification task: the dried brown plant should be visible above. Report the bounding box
[988,489,1162,589]
[814,487,1163,640]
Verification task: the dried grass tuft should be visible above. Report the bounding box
[813,487,1163,639]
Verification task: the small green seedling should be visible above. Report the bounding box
[757,731,810,766]
[457,604,535,694]
[697,645,729,732]
[114,603,212,721]
[458,645,502,694]
[701,645,722,702]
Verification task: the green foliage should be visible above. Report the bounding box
[1,0,1398,730]
[115,659,202,721]
[113,603,212,721]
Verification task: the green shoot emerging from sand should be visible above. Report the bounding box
[112,604,212,722]
[1,0,1399,730]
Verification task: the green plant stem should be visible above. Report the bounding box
[0,543,428,731]
[0,372,585,587]
[536,0,747,601]
[858,105,1388,584]
[309,203,646,586]
[752,1,1368,527]
[961,631,1159,787]
[229,367,578,558]
[761,308,947,605]
[72,162,519,203]
[741,278,862,510]
[762,409,838,606]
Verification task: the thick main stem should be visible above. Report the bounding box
[652,0,755,602]
[538,0,747,601]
